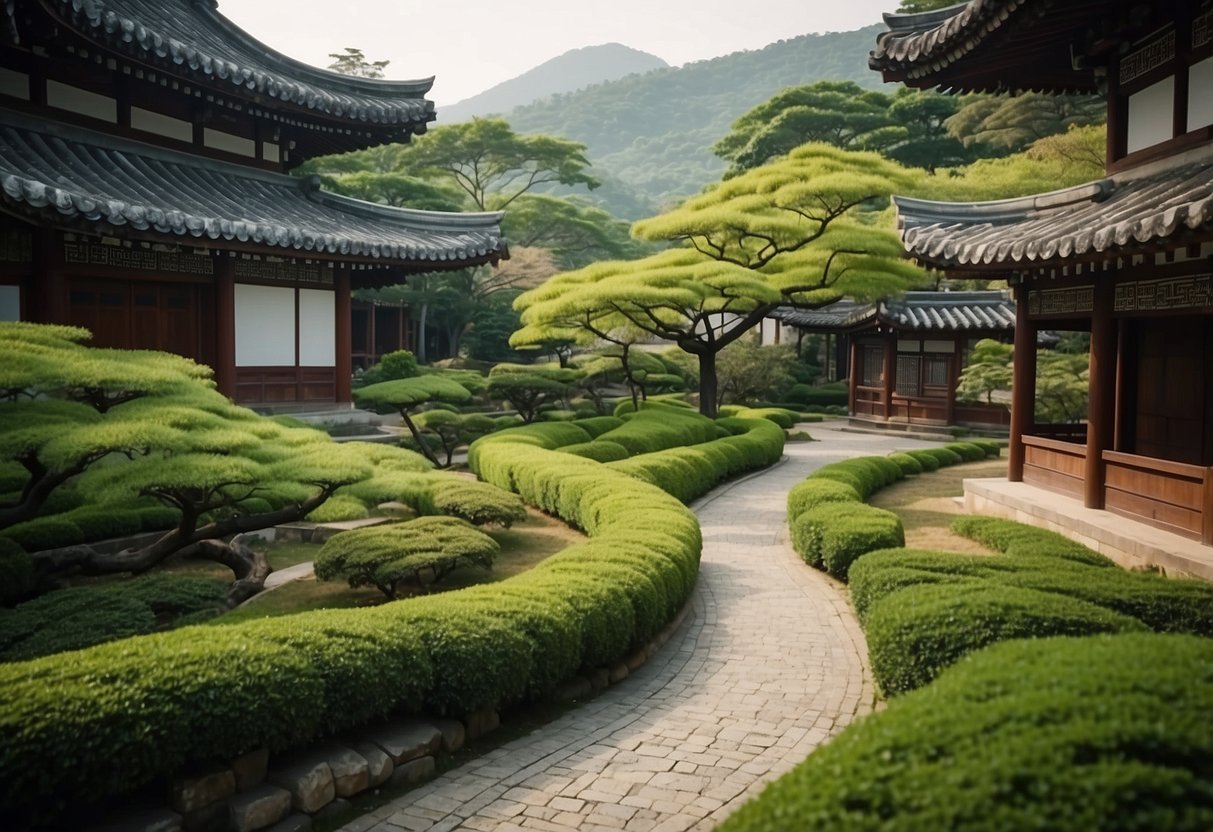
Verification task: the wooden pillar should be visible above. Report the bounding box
[368,301,377,363]
[1203,468,1213,546]
[213,255,236,399]
[847,337,859,417]
[945,335,959,426]
[335,268,352,404]
[882,334,896,421]
[1084,281,1117,509]
[1008,287,1036,482]
[32,230,66,325]
[824,333,832,381]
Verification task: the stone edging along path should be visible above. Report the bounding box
[337,424,935,832]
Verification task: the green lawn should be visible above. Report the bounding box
[869,456,1007,554]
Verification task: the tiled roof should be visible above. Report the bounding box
[0,110,505,265]
[895,150,1213,270]
[869,0,1101,93]
[773,291,1014,332]
[42,0,435,129]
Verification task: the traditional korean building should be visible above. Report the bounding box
[772,291,1015,431]
[0,0,505,406]
[871,0,1213,561]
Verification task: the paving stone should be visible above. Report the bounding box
[332,424,930,832]
[169,767,235,815]
[266,755,335,814]
[230,785,292,832]
[368,721,442,765]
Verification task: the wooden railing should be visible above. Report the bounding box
[954,402,1011,427]
[235,367,336,405]
[853,385,885,419]
[1103,451,1213,544]
[1022,435,1086,499]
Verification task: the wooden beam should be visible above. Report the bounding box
[213,255,236,399]
[1085,281,1117,509]
[848,337,859,418]
[882,335,896,421]
[1008,289,1036,482]
[334,269,352,404]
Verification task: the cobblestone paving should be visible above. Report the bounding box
[340,424,934,832]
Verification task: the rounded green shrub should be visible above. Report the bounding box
[922,446,964,467]
[906,448,941,471]
[430,479,527,528]
[561,441,630,463]
[887,451,924,476]
[786,478,861,520]
[61,509,143,543]
[573,416,626,438]
[137,505,182,531]
[945,441,986,462]
[792,502,904,579]
[718,633,1213,832]
[1,517,83,552]
[305,495,370,523]
[952,516,1113,567]
[865,582,1146,695]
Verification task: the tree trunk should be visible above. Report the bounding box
[399,408,441,467]
[417,303,429,364]
[698,352,719,418]
[189,535,272,607]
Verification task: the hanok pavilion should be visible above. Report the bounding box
[871,0,1213,565]
[772,291,1016,432]
[0,0,505,406]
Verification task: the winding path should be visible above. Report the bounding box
[339,423,934,832]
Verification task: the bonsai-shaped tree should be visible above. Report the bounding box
[409,410,499,467]
[486,363,581,423]
[314,515,498,599]
[353,375,473,467]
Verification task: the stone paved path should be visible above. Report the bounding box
[339,423,935,832]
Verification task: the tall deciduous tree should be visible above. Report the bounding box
[398,118,599,210]
[944,92,1105,155]
[514,145,927,417]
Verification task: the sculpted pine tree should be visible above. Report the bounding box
[0,323,408,604]
[514,145,927,416]
[353,376,473,467]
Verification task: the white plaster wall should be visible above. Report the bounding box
[1189,57,1213,131]
[0,285,20,321]
[298,289,335,366]
[131,107,193,143]
[203,128,256,158]
[1127,75,1175,153]
[235,284,295,366]
[46,80,117,122]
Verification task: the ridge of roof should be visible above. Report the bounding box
[42,0,436,127]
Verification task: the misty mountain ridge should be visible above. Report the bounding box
[441,43,669,123]
[497,24,887,218]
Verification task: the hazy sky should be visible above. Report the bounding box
[221,1,897,106]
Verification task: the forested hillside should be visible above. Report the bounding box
[507,25,885,215]
[442,44,669,123]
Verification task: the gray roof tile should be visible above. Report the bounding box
[895,150,1213,270]
[46,0,435,128]
[0,110,505,265]
[773,291,1014,332]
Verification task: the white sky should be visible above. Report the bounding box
[220,1,897,106]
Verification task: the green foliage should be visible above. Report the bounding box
[595,408,719,456]
[786,478,861,519]
[0,539,34,606]
[429,479,527,528]
[714,341,796,407]
[354,375,472,411]
[0,575,226,662]
[571,416,625,438]
[407,410,499,467]
[791,502,904,578]
[906,448,941,471]
[314,516,498,600]
[718,633,1213,832]
[395,118,599,211]
[486,372,573,424]
[306,495,370,524]
[1,517,83,552]
[715,406,800,430]
[785,381,848,407]
[502,194,655,270]
[944,93,1105,156]
[560,441,630,463]
[887,452,924,476]
[956,338,1012,405]
[355,349,419,388]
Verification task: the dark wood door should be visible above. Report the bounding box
[68,279,200,360]
[1133,318,1208,465]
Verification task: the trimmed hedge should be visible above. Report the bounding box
[594,408,719,456]
[848,518,1213,694]
[791,503,904,579]
[0,406,784,827]
[718,633,1213,832]
[559,440,630,463]
[716,405,801,429]
[0,539,33,607]
[887,451,923,476]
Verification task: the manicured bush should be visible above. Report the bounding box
[136,505,181,531]
[785,381,847,407]
[865,582,1145,695]
[572,416,625,438]
[305,495,370,523]
[539,409,577,422]
[718,633,1213,832]
[921,446,963,466]
[716,405,800,429]
[792,502,904,578]
[0,517,83,552]
[906,448,941,471]
[969,438,1004,457]
[945,441,986,462]
[560,440,630,463]
[0,575,226,662]
[952,515,1113,567]
[786,478,861,519]
[430,479,527,528]
[808,457,900,500]
[595,408,718,456]
[60,508,143,543]
[887,451,924,476]
[0,539,33,607]
[314,516,498,599]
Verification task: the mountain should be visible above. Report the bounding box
[505,25,887,218]
[441,43,669,123]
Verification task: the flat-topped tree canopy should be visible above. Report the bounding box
[0,108,506,281]
[772,291,1015,333]
[895,148,1213,272]
[7,0,437,159]
[870,0,1182,93]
